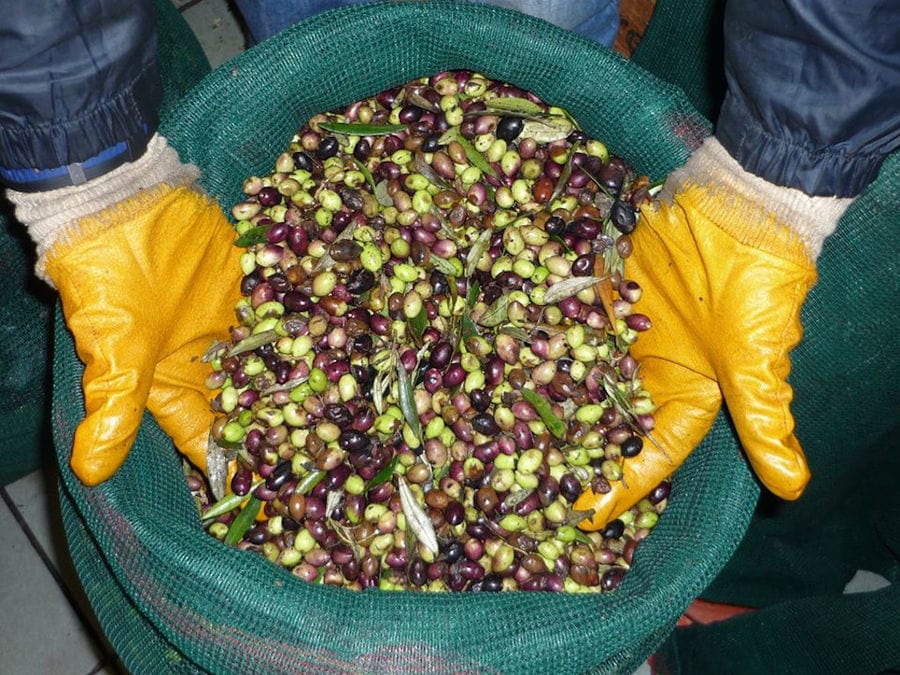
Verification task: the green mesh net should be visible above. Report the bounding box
[50,1,898,673]
[53,2,760,673]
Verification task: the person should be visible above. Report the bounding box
[233,0,622,47]
[1,0,897,671]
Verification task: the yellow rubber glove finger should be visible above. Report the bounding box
[573,139,837,529]
[44,185,242,485]
[575,195,725,530]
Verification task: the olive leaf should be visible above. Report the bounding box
[499,326,531,342]
[408,91,441,113]
[330,518,363,561]
[202,479,265,521]
[520,387,567,440]
[460,315,480,343]
[408,306,427,345]
[224,496,261,546]
[456,133,498,178]
[374,179,393,207]
[543,276,607,306]
[296,469,327,495]
[366,454,400,490]
[234,225,269,248]
[550,144,579,204]
[225,329,279,358]
[201,339,228,363]
[430,254,458,277]
[566,508,597,527]
[398,476,439,555]
[502,488,535,510]
[318,122,407,135]
[396,358,422,442]
[352,157,377,193]
[206,433,232,501]
[477,293,511,328]
[571,528,595,545]
[521,116,575,144]
[415,151,453,190]
[485,97,544,116]
[465,228,492,279]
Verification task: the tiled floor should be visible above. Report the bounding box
[1,2,889,674]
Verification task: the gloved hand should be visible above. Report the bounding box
[9,134,243,485]
[575,137,853,530]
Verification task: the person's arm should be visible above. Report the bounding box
[718,0,900,198]
[1,1,243,485]
[575,0,900,529]
[0,0,160,191]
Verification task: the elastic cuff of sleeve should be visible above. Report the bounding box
[716,93,883,198]
[0,129,152,193]
[6,133,200,283]
[659,138,854,261]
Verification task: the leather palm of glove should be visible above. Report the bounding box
[575,138,853,530]
[9,135,243,485]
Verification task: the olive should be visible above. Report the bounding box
[495,115,524,141]
[610,199,637,234]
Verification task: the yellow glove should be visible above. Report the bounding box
[10,135,243,485]
[575,138,853,530]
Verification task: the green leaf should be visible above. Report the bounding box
[352,157,377,192]
[374,179,393,207]
[460,314,479,343]
[235,226,269,247]
[398,476,439,555]
[485,97,544,116]
[521,388,567,439]
[408,306,427,343]
[478,294,511,328]
[319,122,407,135]
[521,116,575,144]
[572,528,595,545]
[296,469,326,495]
[224,496,261,545]
[465,229,492,279]
[551,145,577,204]
[396,359,422,441]
[414,151,452,190]
[456,133,498,178]
[466,279,481,308]
[225,329,279,358]
[202,479,265,521]
[430,254,458,277]
[543,276,607,307]
[366,454,400,490]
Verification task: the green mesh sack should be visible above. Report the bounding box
[0,0,208,487]
[654,151,900,675]
[0,203,53,486]
[53,2,763,673]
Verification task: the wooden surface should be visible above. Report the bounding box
[615,0,656,57]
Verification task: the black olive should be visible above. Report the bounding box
[316,136,339,160]
[610,199,637,234]
[495,115,524,141]
[620,435,644,458]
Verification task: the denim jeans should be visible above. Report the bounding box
[234,0,620,48]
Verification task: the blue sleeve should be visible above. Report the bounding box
[0,0,161,191]
[716,0,900,197]
[235,0,620,49]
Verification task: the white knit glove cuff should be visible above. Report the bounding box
[660,137,854,260]
[6,133,200,279]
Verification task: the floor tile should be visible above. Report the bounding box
[843,568,892,594]
[178,0,247,69]
[0,487,106,674]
